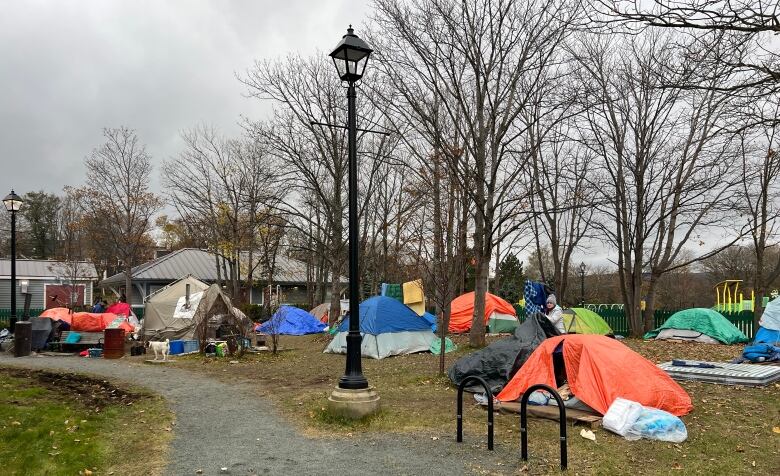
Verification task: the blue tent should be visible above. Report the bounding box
[257,306,326,335]
[422,312,437,333]
[337,296,433,333]
[327,296,436,359]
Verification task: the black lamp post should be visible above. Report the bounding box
[330,26,373,390]
[579,262,586,307]
[3,191,23,325]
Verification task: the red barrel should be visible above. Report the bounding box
[103,328,125,359]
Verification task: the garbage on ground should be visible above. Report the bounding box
[603,397,687,443]
[579,429,596,441]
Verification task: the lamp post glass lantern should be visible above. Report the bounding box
[579,262,586,307]
[4,190,24,324]
[330,26,373,391]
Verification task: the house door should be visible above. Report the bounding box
[45,284,86,309]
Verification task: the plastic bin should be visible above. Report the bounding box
[182,340,199,353]
[169,340,184,355]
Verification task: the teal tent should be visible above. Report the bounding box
[644,308,749,345]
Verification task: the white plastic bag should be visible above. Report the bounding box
[603,398,644,437]
[624,407,688,443]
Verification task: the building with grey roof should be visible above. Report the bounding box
[100,248,346,309]
[0,258,98,315]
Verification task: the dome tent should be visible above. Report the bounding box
[497,334,693,416]
[448,291,518,334]
[562,308,613,335]
[644,308,749,345]
[257,306,326,335]
[324,296,436,359]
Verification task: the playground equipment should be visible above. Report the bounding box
[714,280,776,312]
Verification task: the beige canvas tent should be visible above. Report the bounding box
[141,276,210,340]
[191,284,252,346]
[142,277,251,343]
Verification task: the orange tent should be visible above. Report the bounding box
[40,308,132,333]
[448,291,517,333]
[40,307,74,325]
[497,334,693,416]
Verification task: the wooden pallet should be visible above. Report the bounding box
[487,401,603,429]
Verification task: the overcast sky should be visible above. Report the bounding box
[0,0,368,195]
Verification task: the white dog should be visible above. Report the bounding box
[148,339,170,361]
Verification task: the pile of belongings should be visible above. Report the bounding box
[40,307,134,333]
[644,308,748,344]
[602,397,688,442]
[448,312,559,394]
[497,334,693,417]
[738,298,780,362]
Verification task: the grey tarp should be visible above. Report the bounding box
[448,312,560,393]
[30,316,55,351]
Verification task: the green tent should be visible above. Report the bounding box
[644,308,749,345]
[562,308,613,335]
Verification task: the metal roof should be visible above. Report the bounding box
[100,248,346,286]
[0,259,97,280]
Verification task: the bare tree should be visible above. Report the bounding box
[372,0,581,346]
[738,100,780,326]
[524,104,597,303]
[77,127,162,306]
[241,54,391,325]
[574,33,743,335]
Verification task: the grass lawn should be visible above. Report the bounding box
[0,367,173,476]
[175,334,780,475]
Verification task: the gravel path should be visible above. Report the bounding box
[0,354,471,476]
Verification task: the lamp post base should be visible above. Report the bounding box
[327,385,380,419]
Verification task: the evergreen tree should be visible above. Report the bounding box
[497,254,525,304]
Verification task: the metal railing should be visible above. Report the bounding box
[456,376,494,451]
[520,384,567,471]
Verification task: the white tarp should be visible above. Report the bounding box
[173,291,204,319]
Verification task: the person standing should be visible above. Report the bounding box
[545,294,565,334]
[91,299,106,313]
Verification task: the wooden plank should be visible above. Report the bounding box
[491,401,603,429]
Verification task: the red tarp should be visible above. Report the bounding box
[106,302,131,317]
[40,307,132,333]
[496,334,693,416]
[448,291,517,333]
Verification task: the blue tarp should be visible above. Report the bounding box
[524,280,548,318]
[422,312,437,333]
[257,306,326,335]
[754,326,780,345]
[338,296,433,335]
